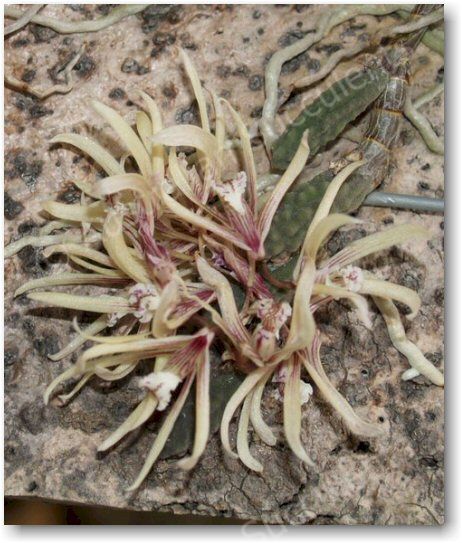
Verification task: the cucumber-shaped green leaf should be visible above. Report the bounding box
[265,170,333,259]
[271,68,389,171]
[264,165,381,260]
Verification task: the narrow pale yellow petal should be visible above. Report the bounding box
[139,90,164,175]
[15,272,127,297]
[302,338,383,438]
[95,363,136,381]
[42,200,106,223]
[162,192,253,252]
[294,160,364,278]
[177,352,211,470]
[223,99,258,212]
[313,284,372,329]
[44,365,78,404]
[220,366,272,459]
[309,161,364,234]
[196,256,251,344]
[70,256,125,277]
[57,373,92,404]
[151,280,180,339]
[250,373,277,446]
[258,131,310,243]
[128,372,195,491]
[307,214,360,262]
[102,210,150,283]
[78,335,194,368]
[72,178,102,200]
[180,49,210,133]
[236,394,263,472]
[5,232,84,259]
[95,173,152,213]
[71,318,147,344]
[78,353,145,375]
[98,394,158,452]
[360,279,421,320]
[50,133,124,176]
[92,100,152,178]
[28,291,130,313]
[139,91,163,132]
[136,110,153,151]
[323,224,430,274]
[211,91,225,175]
[48,315,108,361]
[45,244,114,267]
[168,148,203,207]
[151,125,218,158]
[283,357,315,467]
[273,260,315,362]
[373,296,444,386]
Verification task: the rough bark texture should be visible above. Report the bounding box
[4,4,444,525]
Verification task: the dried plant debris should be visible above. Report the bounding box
[6,50,443,492]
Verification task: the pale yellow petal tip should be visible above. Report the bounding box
[49,134,67,143]
[237,457,263,472]
[358,424,384,439]
[178,47,188,62]
[300,453,316,468]
[176,457,198,471]
[300,129,310,147]
[41,200,54,209]
[402,368,420,381]
[126,481,141,493]
[136,89,147,100]
[223,449,239,461]
[409,224,432,240]
[42,246,55,258]
[247,460,264,473]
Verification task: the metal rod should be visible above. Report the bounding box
[364,191,444,213]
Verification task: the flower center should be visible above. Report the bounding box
[129,283,160,322]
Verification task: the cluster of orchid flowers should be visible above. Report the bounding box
[7,50,444,491]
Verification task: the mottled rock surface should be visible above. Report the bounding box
[4,4,444,525]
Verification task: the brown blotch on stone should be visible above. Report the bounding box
[4,192,24,220]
